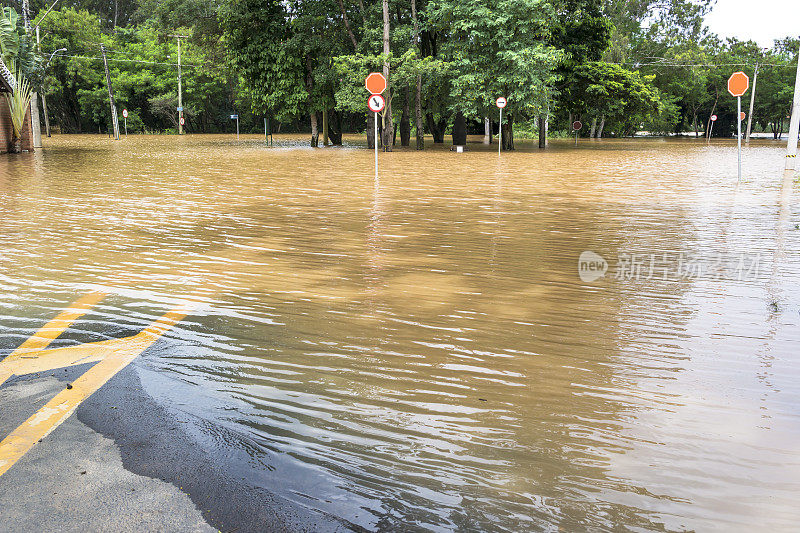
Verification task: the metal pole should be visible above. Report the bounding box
[264,118,267,142]
[737,95,742,183]
[786,46,800,171]
[100,44,120,140]
[746,62,758,144]
[374,111,378,178]
[177,36,183,135]
[236,116,239,141]
[575,130,578,146]
[124,117,127,137]
[37,27,52,138]
[498,108,502,155]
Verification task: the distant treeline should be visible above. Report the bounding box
[3,0,799,146]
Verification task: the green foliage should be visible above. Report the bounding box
[5,62,32,141]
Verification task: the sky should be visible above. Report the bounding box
[704,0,799,47]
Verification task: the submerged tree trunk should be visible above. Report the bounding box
[322,108,329,145]
[310,112,319,147]
[381,0,393,152]
[452,111,466,146]
[329,110,343,145]
[400,89,410,146]
[597,115,606,138]
[484,117,491,144]
[426,113,445,143]
[502,115,514,150]
[693,112,699,137]
[538,115,546,148]
[590,117,597,138]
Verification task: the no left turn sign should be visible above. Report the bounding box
[368,94,386,113]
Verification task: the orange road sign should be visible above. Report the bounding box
[365,73,387,95]
[739,112,746,121]
[728,71,750,97]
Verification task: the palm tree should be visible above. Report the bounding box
[5,62,31,152]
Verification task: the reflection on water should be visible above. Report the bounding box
[2,134,799,531]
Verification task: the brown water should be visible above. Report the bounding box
[2,134,799,531]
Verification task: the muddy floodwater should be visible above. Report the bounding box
[1,134,799,531]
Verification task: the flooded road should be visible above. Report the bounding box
[2,134,799,531]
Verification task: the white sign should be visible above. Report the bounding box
[122,109,128,118]
[496,97,507,109]
[230,114,238,119]
[711,114,718,122]
[180,116,185,126]
[368,94,386,113]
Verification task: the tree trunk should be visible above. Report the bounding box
[502,115,514,150]
[590,117,597,138]
[381,0,393,152]
[484,117,491,144]
[538,115,546,149]
[452,111,466,146]
[693,112,698,137]
[597,115,605,138]
[42,92,51,137]
[329,110,343,145]
[400,89,410,146]
[412,0,424,150]
[310,112,319,147]
[426,113,445,143]
[322,108,329,145]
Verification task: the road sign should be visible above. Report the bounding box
[368,94,386,113]
[711,114,718,122]
[365,72,387,95]
[180,116,185,126]
[177,106,183,112]
[728,71,750,97]
[739,111,746,120]
[496,97,507,109]
[122,109,128,118]
[230,114,238,119]
[572,120,582,130]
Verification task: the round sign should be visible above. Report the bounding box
[122,109,128,118]
[180,116,185,126]
[711,115,718,122]
[496,97,507,109]
[739,112,746,121]
[572,120,582,131]
[365,72,387,95]
[367,94,386,113]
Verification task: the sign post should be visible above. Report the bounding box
[572,120,582,146]
[368,94,386,179]
[230,114,239,140]
[786,44,800,172]
[122,108,128,137]
[728,71,750,183]
[365,73,387,177]
[496,97,507,154]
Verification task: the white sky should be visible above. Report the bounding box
[704,0,799,47]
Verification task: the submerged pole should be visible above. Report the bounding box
[737,95,742,183]
[786,46,800,172]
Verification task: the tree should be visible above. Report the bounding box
[427,0,562,149]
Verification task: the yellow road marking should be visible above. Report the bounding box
[0,292,109,387]
[0,296,199,478]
